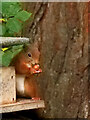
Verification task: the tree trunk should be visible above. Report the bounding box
[22,2,89,118]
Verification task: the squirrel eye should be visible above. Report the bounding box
[28,53,32,57]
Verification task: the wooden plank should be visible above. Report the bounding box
[0,37,29,46]
[0,67,16,104]
[0,99,45,113]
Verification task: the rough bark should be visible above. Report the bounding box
[22,2,89,118]
[88,2,90,119]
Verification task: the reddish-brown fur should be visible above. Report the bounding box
[14,42,41,99]
[24,76,39,98]
[14,42,40,74]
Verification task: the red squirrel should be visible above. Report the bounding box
[14,42,42,99]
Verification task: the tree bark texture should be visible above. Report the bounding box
[22,2,89,118]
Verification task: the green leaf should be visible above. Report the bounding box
[6,18,22,33]
[11,44,24,56]
[0,51,4,66]
[2,50,13,66]
[2,2,13,17]
[0,2,2,14]
[2,24,6,35]
[1,2,32,37]
[2,2,21,18]
[0,24,6,36]
[15,10,32,22]
[4,30,14,37]
[6,3,21,18]
[1,44,24,67]
[0,24,2,36]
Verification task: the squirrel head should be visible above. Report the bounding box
[14,41,42,74]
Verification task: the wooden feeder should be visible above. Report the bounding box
[0,37,45,113]
[0,67,16,105]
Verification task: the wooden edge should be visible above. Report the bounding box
[0,99,45,113]
[0,37,30,46]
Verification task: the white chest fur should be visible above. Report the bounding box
[16,74,26,97]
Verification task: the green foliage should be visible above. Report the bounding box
[2,2,21,18]
[15,10,32,22]
[0,2,32,66]
[0,44,24,67]
[0,24,6,35]
[6,18,22,34]
[0,2,32,36]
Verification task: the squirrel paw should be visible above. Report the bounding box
[32,97,41,100]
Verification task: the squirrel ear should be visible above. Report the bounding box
[33,40,41,51]
[33,41,39,48]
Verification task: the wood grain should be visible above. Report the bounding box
[0,99,45,113]
[0,67,16,105]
